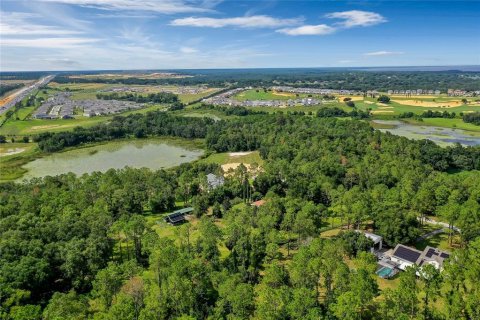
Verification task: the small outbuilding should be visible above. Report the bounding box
[356,230,383,252]
[164,207,193,225]
[206,173,225,189]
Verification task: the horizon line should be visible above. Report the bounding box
[1,64,480,73]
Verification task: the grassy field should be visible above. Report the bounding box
[200,150,264,167]
[0,142,40,181]
[234,89,298,101]
[404,118,480,133]
[355,95,480,115]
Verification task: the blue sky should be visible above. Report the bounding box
[1,0,479,71]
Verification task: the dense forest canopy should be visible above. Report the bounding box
[51,70,480,91]
[463,112,480,125]
[34,111,480,172]
[2,111,480,319]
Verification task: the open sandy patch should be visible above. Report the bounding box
[377,103,389,107]
[0,147,26,157]
[221,162,252,172]
[229,151,253,157]
[393,99,463,108]
[364,101,374,104]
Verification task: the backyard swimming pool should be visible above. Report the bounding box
[376,266,395,278]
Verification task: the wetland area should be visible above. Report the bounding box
[372,120,480,147]
[16,139,203,181]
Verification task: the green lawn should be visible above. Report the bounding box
[415,228,454,252]
[200,150,264,167]
[355,96,480,115]
[0,142,40,181]
[234,89,298,101]
[404,118,480,133]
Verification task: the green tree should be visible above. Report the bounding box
[43,291,89,320]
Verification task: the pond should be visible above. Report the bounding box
[19,139,203,180]
[372,120,480,147]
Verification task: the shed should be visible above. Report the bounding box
[164,207,193,225]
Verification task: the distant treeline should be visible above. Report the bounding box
[96,92,178,104]
[197,104,268,116]
[34,112,213,152]
[399,110,458,119]
[398,110,480,126]
[0,83,24,96]
[0,72,50,80]
[463,112,480,125]
[34,110,480,171]
[316,107,370,119]
[54,70,480,91]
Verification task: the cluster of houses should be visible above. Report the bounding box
[387,89,442,96]
[81,100,144,117]
[34,92,75,119]
[202,87,247,106]
[33,92,145,119]
[100,85,209,95]
[203,87,324,107]
[447,89,480,97]
[270,86,364,96]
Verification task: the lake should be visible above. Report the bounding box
[19,139,203,180]
[372,120,480,146]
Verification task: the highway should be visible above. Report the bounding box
[0,75,55,115]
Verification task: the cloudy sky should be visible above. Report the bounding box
[1,0,479,71]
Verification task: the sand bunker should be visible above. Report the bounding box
[371,110,394,114]
[393,99,463,108]
[391,95,439,99]
[339,96,364,101]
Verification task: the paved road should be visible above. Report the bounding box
[416,228,444,242]
[0,75,55,115]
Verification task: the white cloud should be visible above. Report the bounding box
[364,51,404,56]
[171,15,302,28]
[1,37,100,48]
[35,0,218,14]
[0,11,83,35]
[180,46,198,54]
[29,57,80,66]
[277,24,335,36]
[326,10,387,28]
